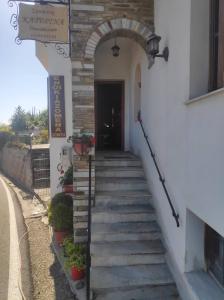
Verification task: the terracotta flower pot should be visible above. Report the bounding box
[63,184,73,193]
[54,230,69,246]
[73,143,90,155]
[71,266,85,281]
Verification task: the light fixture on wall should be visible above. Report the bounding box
[147,33,169,62]
[111,38,120,57]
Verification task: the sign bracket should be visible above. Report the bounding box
[8,0,71,58]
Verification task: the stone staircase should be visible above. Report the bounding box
[90,152,180,300]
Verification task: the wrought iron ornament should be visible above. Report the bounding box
[8,0,22,44]
[55,44,69,58]
[8,0,70,57]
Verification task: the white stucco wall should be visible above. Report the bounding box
[128,0,191,275]
[186,90,224,238]
[126,0,224,298]
[36,43,72,196]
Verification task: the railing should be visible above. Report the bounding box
[86,155,92,300]
[138,113,180,227]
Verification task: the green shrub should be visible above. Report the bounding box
[51,192,73,208]
[48,193,73,232]
[0,131,13,150]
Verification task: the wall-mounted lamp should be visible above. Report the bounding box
[147,33,169,62]
[111,39,120,57]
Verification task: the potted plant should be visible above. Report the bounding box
[67,134,95,155]
[59,165,73,193]
[65,250,86,281]
[48,193,73,245]
[70,254,86,281]
[64,241,86,280]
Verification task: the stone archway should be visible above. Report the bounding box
[84,18,152,61]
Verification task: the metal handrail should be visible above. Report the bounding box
[86,155,92,300]
[138,113,180,227]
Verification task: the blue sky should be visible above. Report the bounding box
[0,1,48,124]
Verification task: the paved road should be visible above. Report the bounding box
[0,177,10,300]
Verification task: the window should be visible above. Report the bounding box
[205,224,224,286]
[209,0,224,91]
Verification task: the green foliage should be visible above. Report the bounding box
[63,236,74,256]
[38,109,48,129]
[48,193,73,231]
[65,253,86,271]
[32,129,49,145]
[9,106,48,144]
[64,241,86,270]
[59,165,73,186]
[0,131,13,150]
[6,141,27,150]
[11,106,27,133]
[48,202,73,231]
[51,192,73,208]
[63,236,86,270]
[26,109,48,131]
[63,237,86,258]
[0,124,11,132]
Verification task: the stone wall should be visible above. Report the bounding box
[0,145,33,191]
[71,0,154,242]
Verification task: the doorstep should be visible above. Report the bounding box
[50,228,86,300]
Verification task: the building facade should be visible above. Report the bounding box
[37,0,224,299]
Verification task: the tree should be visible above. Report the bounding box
[11,106,27,133]
[25,109,48,130]
[38,109,48,129]
[0,123,11,132]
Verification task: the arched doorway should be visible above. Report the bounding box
[87,19,152,151]
[94,37,146,151]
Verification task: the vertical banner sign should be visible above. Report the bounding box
[49,76,66,138]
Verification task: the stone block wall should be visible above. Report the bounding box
[0,145,33,191]
[71,0,154,242]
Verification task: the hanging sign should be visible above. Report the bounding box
[18,3,68,43]
[49,76,66,138]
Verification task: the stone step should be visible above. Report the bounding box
[95,159,142,167]
[92,253,165,267]
[95,190,152,207]
[96,151,136,158]
[96,178,147,191]
[96,166,144,178]
[92,205,155,223]
[94,284,179,300]
[91,240,165,267]
[90,264,175,290]
[91,221,161,242]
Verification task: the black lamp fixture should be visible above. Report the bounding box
[111,38,120,57]
[147,33,169,62]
